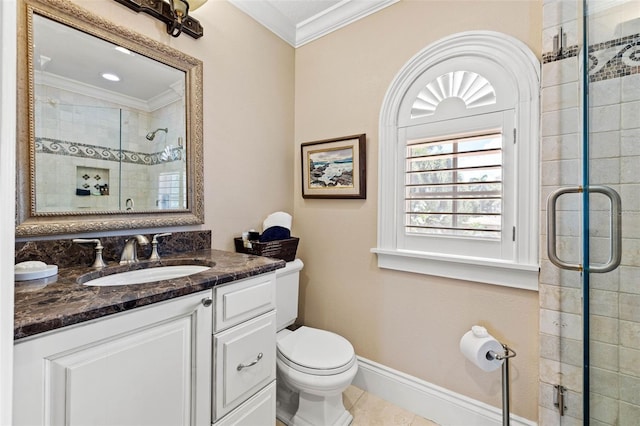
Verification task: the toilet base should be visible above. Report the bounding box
[276,380,353,426]
[276,378,299,425]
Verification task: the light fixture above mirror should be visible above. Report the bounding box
[113,0,207,39]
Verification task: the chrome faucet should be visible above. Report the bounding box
[119,235,150,265]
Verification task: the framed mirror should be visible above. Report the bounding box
[17,0,204,237]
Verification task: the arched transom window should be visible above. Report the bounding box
[410,70,497,119]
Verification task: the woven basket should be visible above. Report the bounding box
[234,237,299,262]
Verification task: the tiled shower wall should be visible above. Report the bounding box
[539,0,640,424]
[35,85,185,212]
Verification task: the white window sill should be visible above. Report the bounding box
[371,248,539,291]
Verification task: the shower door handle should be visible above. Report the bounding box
[546,185,621,273]
[547,186,583,271]
[588,186,621,273]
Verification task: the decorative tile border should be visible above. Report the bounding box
[542,45,581,63]
[589,33,639,82]
[543,33,639,83]
[35,137,184,165]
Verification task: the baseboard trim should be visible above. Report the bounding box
[352,356,537,426]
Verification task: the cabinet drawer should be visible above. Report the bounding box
[213,382,276,426]
[213,311,276,421]
[214,273,275,332]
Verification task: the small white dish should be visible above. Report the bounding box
[15,261,58,281]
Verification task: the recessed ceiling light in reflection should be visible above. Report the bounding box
[101,73,120,82]
[115,46,132,55]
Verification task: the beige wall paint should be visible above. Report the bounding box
[294,0,542,421]
[67,0,295,250]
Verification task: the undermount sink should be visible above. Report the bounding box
[82,265,211,287]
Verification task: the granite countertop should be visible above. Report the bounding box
[14,249,285,340]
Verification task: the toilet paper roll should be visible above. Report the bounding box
[459,327,504,372]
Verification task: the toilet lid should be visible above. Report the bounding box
[277,327,355,374]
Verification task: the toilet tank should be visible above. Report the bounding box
[275,259,304,331]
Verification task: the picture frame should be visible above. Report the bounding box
[301,134,366,199]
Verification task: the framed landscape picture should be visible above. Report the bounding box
[301,134,366,199]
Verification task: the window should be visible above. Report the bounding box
[405,131,503,239]
[157,171,186,209]
[373,32,540,290]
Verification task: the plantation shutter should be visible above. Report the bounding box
[405,132,503,239]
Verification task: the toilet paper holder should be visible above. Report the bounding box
[488,343,517,426]
[460,327,517,425]
[486,343,517,363]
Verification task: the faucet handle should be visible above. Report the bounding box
[73,238,107,268]
[151,232,172,244]
[149,233,172,261]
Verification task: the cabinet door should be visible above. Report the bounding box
[13,290,212,426]
[214,382,276,426]
[213,311,276,421]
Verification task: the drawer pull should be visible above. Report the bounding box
[237,352,263,371]
[201,297,213,307]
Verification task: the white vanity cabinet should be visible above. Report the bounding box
[13,270,280,426]
[212,272,277,425]
[13,289,213,426]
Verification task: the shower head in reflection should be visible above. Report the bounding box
[146,128,168,141]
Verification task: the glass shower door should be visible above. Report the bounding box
[584,0,639,423]
[545,0,639,423]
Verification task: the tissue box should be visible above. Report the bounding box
[234,237,299,262]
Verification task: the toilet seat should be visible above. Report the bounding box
[277,327,356,376]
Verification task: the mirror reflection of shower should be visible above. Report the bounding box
[146,127,168,141]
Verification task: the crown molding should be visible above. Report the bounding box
[296,0,398,47]
[228,0,398,48]
[227,0,296,45]
[35,71,181,112]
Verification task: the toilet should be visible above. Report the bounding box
[275,259,358,426]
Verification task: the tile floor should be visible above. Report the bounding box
[276,385,439,426]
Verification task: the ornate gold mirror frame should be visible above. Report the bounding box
[16,0,204,237]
